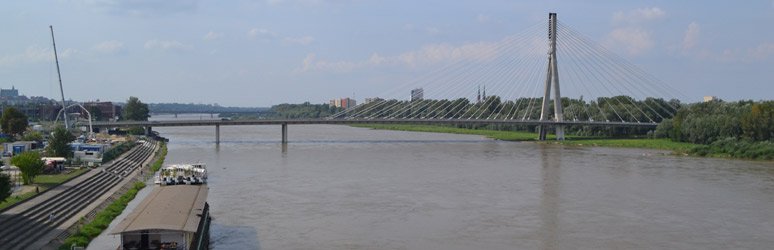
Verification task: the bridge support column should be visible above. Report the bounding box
[145,126,153,136]
[539,126,547,141]
[215,125,220,144]
[281,123,288,143]
[538,13,564,141]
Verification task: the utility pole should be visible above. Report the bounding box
[50,25,69,129]
[539,13,564,140]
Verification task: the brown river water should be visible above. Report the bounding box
[152,116,774,250]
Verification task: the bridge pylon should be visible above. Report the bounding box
[539,13,564,141]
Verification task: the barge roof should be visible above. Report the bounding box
[111,185,208,234]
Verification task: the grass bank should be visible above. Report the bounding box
[351,124,545,141]
[352,124,697,153]
[0,168,90,211]
[59,182,146,249]
[60,142,168,249]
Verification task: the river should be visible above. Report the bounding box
[153,117,774,250]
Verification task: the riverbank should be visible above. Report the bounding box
[351,124,698,155]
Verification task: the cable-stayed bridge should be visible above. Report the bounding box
[87,13,683,143]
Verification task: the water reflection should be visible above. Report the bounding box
[540,144,561,250]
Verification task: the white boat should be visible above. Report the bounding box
[154,163,207,185]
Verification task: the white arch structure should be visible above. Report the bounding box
[54,103,94,139]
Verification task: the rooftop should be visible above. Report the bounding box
[111,185,208,234]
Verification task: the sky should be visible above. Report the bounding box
[1,0,773,107]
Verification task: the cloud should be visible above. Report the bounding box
[299,36,540,73]
[425,27,441,36]
[93,40,125,54]
[604,28,654,56]
[612,7,666,24]
[247,28,276,39]
[143,40,193,51]
[476,14,490,24]
[78,0,199,16]
[0,45,77,66]
[604,7,664,56]
[204,31,223,41]
[248,28,314,46]
[682,22,700,51]
[283,36,314,45]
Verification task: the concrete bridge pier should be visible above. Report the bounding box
[215,125,220,144]
[145,126,153,136]
[539,125,547,141]
[281,123,288,143]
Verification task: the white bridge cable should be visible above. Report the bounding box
[496,47,547,120]
[556,27,648,123]
[385,23,546,120]
[557,26,661,122]
[460,27,547,119]
[558,22,683,115]
[509,56,547,120]
[567,27,663,123]
[555,36,600,122]
[482,40,548,120]
[423,25,546,120]
[353,22,546,120]
[557,33,627,122]
[465,36,545,120]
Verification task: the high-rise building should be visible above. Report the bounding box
[329,97,357,109]
[411,88,424,101]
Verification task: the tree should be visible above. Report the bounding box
[21,128,44,142]
[47,126,76,158]
[87,106,105,121]
[0,172,11,202]
[1,107,28,136]
[11,151,44,185]
[123,96,150,121]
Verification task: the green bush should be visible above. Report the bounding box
[101,141,135,164]
[689,138,774,160]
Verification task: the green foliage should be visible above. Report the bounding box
[0,173,11,203]
[10,151,44,185]
[343,96,680,137]
[740,101,774,141]
[122,96,150,121]
[689,138,774,160]
[150,142,167,172]
[125,126,146,135]
[1,107,28,136]
[46,126,76,158]
[21,129,44,142]
[268,102,342,119]
[667,100,772,145]
[101,141,134,164]
[60,181,147,250]
[87,106,105,121]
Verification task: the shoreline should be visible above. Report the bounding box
[350,124,771,161]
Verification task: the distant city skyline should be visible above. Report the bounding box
[2,1,773,106]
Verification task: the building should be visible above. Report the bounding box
[0,86,19,98]
[112,185,210,250]
[329,97,357,109]
[82,101,122,120]
[703,96,718,102]
[2,141,38,157]
[70,143,109,164]
[411,88,424,101]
